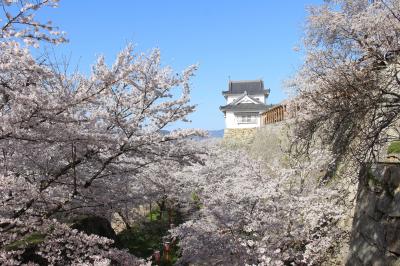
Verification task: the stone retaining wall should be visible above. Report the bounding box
[347,163,400,266]
[223,128,257,144]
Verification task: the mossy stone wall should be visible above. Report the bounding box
[347,163,400,266]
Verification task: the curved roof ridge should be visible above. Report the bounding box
[229,79,263,83]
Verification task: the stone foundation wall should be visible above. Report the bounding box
[347,163,400,266]
[223,128,257,144]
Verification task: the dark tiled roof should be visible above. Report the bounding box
[222,80,269,95]
[220,103,268,112]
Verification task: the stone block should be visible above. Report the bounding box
[223,128,257,144]
[386,223,400,255]
[389,167,400,188]
[358,192,380,220]
[388,191,400,218]
[359,220,386,249]
[355,238,381,265]
[376,192,392,214]
[370,164,387,183]
[371,257,390,266]
[384,254,400,266]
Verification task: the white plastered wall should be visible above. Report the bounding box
[225,111,261,129]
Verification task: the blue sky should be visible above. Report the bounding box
[40,0,323,130]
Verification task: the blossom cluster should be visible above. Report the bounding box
[0,1,203,264]
[0,216,147,265]
[170,142,350,265]
[288,0,400,166]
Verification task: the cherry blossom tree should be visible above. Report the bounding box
[0,0,204,264]
[170,142,349,265]
[288,0,400,178]
[0,40,204,218]
[0,0,66,46]
[0,1,356,265]
[96,151,206,228]
[0,215,147,265]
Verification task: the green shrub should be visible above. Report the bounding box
[5,232,46,251]
[146,208,161,221]
[388,141,400,154]
[116,220,179,265]
[117,222,165,258]
[117,207,184,264]
[191,192,203,209]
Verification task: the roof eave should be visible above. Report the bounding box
[221,107,268,112]
[223,90,270,96]
[219,105,228,112]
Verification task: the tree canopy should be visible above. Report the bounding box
[289,0,400,174]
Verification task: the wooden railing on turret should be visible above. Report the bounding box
[261,104,287,125]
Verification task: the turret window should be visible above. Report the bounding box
[235,112,257,124]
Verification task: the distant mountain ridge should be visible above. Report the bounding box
[207,129,224,138]
[160,129,224,138]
